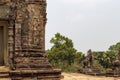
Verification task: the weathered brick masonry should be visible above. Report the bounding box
[0,0,61,80]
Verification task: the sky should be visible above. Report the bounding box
[45,0,120,53]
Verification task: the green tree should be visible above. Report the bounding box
[93,50,117,69]
[47,33,77,69]
[47,33,86,72]
[109,42,120,52]
[74,52,85,65]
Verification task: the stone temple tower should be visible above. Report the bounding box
[0,0,61,80]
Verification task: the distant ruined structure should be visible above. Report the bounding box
[110,49,120,76]
[82,49,94,68]
[0,0,61,79]
[78,49,101,76]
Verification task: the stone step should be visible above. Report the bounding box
[14,57,49,64]
[106,72,120,77]
[10,69,62,80]
[0,71,10,78]
[0,74,9,78]
[0,78,11,80]
[15,68,52,70]
[38,75,61,78]
[11,77,61,80]
[15,63,52,69]
[14,53,45,57]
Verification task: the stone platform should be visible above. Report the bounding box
[106,71,120,77]
[10,69,62,80]
[78,67,105,76]
[0,69,62,80]
[0,65,62,80]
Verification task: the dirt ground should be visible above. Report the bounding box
[62,73,120,80]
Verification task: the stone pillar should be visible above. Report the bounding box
[13,0,49,70]
[0,0,62,80]
[10,0,62,80]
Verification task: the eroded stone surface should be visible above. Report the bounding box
[0,0,61,80]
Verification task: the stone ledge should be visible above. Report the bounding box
[10,69,62,80]
[10,69,61,74]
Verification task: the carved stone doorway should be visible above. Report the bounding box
[0,21,8,66]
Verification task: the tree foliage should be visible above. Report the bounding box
[93,51,116,68]
[47,33,84,72]
[109,42,120,52]
[47,33,120,72]
[48,33,76,65]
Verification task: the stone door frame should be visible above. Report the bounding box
[0,20,9,66]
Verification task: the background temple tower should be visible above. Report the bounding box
[0,0,61,79]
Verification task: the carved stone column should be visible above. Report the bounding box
[0,0,62,80]
[10,0,62,80]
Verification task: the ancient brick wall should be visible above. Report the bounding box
[0,0,51,70]
[13,0,51,70]
[0,0,62,79]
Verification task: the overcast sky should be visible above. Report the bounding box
[45,0,120,53]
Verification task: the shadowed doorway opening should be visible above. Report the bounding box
[0,21,8,66]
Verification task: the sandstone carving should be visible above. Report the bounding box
[0,0,62,80]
